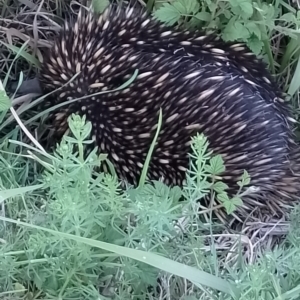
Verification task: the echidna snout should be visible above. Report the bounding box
[38,3,300,219]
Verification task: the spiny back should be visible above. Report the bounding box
[41,3,295,129]
[39,3,300,218]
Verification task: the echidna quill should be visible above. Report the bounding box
[36,3,300,220]
[291,0,300,10]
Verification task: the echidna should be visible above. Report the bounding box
[37,3,300,220]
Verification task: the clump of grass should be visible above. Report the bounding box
[0,111,299,299]
[0,113,230,299]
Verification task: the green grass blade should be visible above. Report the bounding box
[0,215,236,296]
[288,54,300,97]
[138,108,163,188]
[0,184,44,204]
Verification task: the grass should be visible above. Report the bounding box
[1,0,300,299]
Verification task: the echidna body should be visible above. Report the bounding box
[39,4,300,218]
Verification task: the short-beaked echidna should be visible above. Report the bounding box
[38,3,300,219]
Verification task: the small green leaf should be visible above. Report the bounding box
[223,19,250,41]
[247,36,263,55]
[213,181,229,193]
[14,282,26,295]
[194,12,211,22]
[92,0,109,13]
[81,121,93,140]
[228,0,239,7]
[217,192,229,203]
[264,4,276,19]
[223,201,237,214]
[154,4,181,26]
[165,0,200,15]
[245,22,261,40]
[185,0,200,14]
[223,196,243,214]
[223,9,232,19]
[63,136,79,144]
[173,1,186,14]
[207,154,225,175]
[207,1,218,12]
[231,197,243,207]
[237,170,251,187]
[233,21,250,39]
[239,2,253,18]
[280,13,296,23]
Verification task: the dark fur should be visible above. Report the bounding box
[38,3,300,221]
